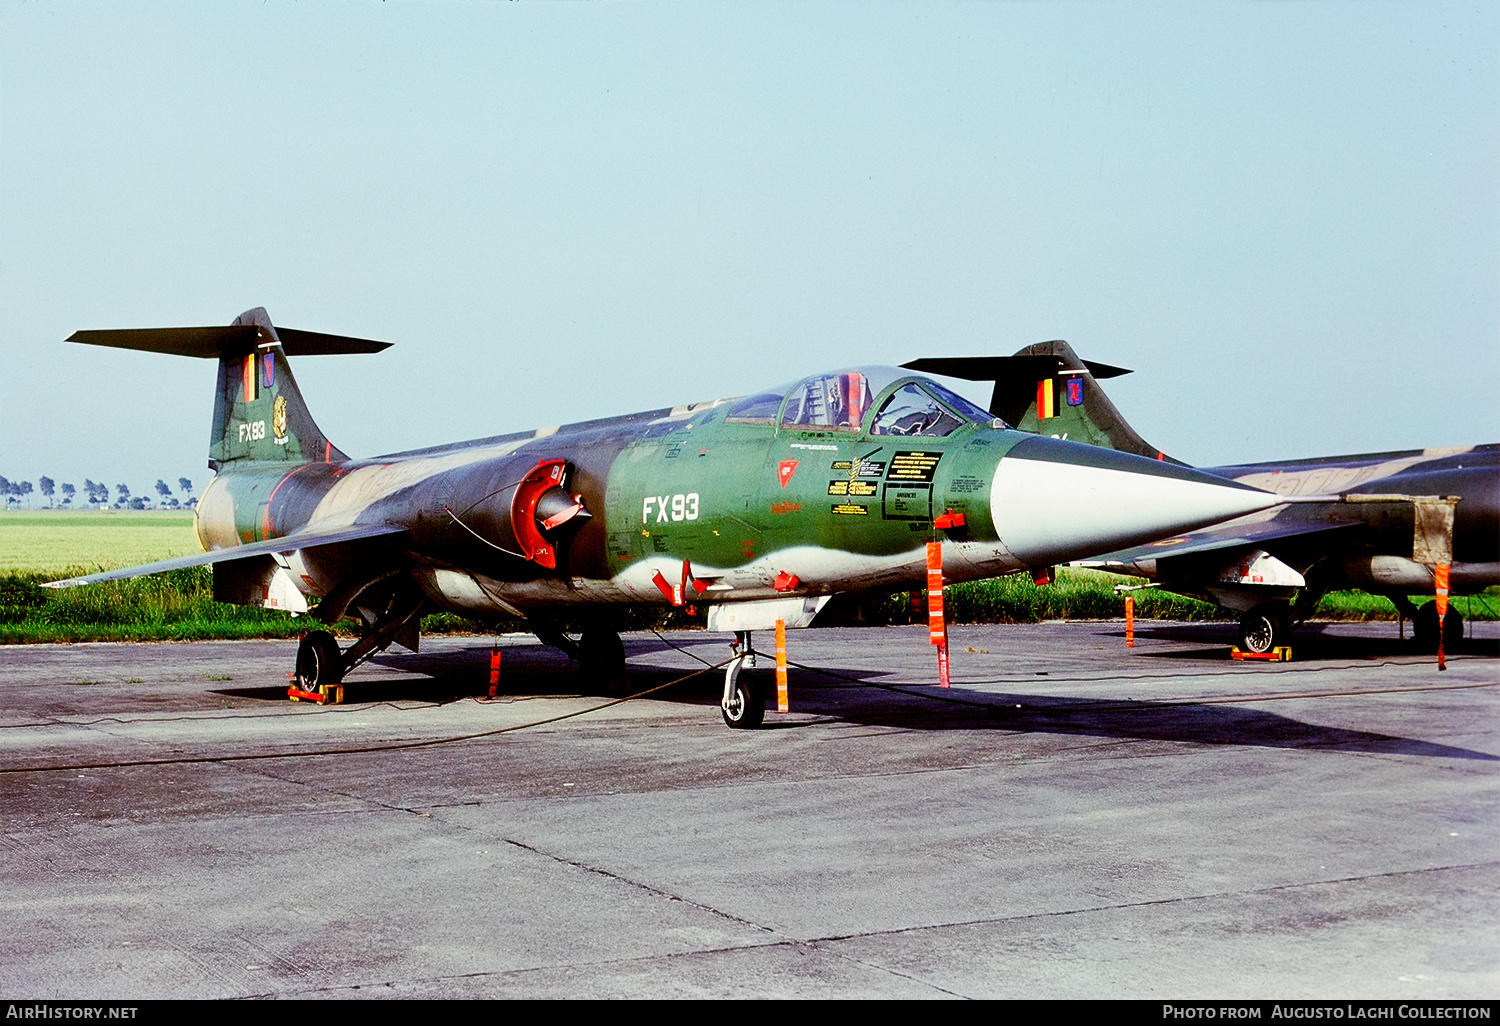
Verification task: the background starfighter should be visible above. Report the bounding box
[54,309,1285,725]
[908,342,1499,655]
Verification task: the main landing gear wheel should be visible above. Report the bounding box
[1412,602,1463,651]
[578,627,627,696]
[295,630,345,696]
[721,674,765,730]
[1237,606,1287,654]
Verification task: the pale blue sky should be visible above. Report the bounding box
[2,0,1496,497]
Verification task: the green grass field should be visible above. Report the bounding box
[0,509,1492,643]
[0,510,200,574]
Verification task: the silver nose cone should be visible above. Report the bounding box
[992,436,1281,567]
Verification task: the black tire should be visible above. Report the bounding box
[578,627,627,696]
[1447,608,1466,649]
[1237,607,1286,654]
[721,674,765,730]
[1412,603,1463,651]
[295,630,344,693]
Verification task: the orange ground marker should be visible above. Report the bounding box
[775,618,788,713]
[927,541,950,688]
[1435,562,1450,672]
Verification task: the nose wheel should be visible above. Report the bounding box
[721,631,766,729]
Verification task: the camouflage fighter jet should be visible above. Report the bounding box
[906,343,1499,654]
[53,309,1288,725]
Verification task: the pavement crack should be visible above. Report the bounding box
[814,948,972,998]
[496,834,783,935]
[259,938,970,999]
[805,860,1500,945]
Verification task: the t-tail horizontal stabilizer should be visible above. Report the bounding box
[68,307,393,471]
[904,342,1177,463]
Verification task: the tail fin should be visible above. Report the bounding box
[69,307,391,470]
[903,340,1181,463]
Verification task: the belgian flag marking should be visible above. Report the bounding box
[1036,378,1055,419]
[242,354,258,403]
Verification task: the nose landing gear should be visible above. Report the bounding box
[721,631,766,729]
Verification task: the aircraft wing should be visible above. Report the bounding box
[1077,517,1364,568]
[45,522,409,588]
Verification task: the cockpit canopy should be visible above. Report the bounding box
[724,366,1003,438]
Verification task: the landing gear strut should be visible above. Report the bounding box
[290,581,426,703]
[578,627,627,696]
[721,631,765,729]
[537,623,628,695]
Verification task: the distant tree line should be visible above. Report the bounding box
[0,475,196,510]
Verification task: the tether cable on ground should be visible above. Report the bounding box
[5,638,1495,774]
